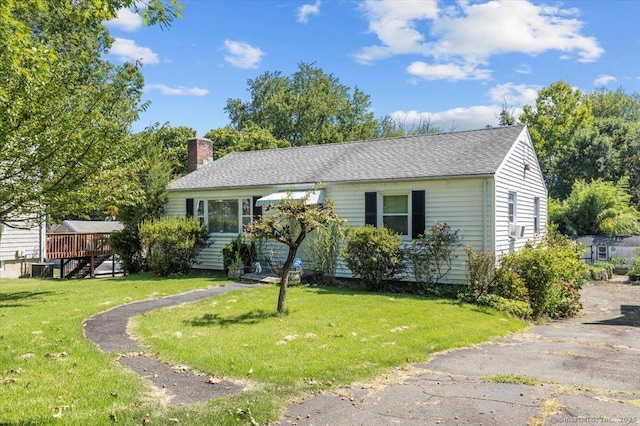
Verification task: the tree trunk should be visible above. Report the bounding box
[277,245,300,313]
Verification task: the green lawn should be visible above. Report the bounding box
[0,275,527,425]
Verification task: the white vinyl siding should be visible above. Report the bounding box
[494,127,548,255]
[328,178,487,285]
[167,179,487,284]
[0,221,41,261]
[0,220,43,278]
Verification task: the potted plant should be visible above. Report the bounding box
[628,258,640,283]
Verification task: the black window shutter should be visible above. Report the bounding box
[186,198,194,218]
[412,190,425,239]
[252,196,262,220]
[365,192,377,227]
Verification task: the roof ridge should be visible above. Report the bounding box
[222,124,526,158]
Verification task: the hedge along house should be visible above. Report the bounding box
[166,124,547,285]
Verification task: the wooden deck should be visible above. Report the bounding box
[46,232,113,259]
[46,232,117,278]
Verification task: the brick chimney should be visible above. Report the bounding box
[187,138,213,173]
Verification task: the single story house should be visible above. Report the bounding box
[166,124,547,284]
[0,218,45,278]
[572,235,640,266]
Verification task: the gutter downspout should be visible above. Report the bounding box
[483,179,489,251]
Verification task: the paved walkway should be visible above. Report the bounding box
[84,282,261,405]
[83,280,640,423]
[276,281,640,425]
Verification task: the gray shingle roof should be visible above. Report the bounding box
[169,125,527,191]
[572,235,640,247]
[51,220,124,233]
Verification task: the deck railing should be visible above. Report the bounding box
[46,232,113,259]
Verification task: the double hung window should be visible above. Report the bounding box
[382,194,409,236]
[508,192,517,223]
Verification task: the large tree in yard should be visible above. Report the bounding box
[519,81,593,199]
[224,62,383,147]
[0,0,182,224]
[245,186,343,313]
[549,178,640,236]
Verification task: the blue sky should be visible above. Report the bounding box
[106,0,640,137]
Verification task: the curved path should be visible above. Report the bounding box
[84,280,640,422]
[84,282,262,406]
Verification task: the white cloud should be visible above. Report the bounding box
[430,1,603,63]
[515,63,533,74]
[298,0,321,23]
[145,84,209,96]
[355,0,439,63]
[488,83,541,107]
[223,40,265,69]
[355,0,603,79]
[106,8,143,32]
[407,61,491,81]
[594,74,617,86]
[109,38,158,64]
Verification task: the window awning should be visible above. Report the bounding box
[255,190,325,207]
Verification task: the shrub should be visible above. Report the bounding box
[408,221,461,293]
[341,225,404,291]
[628,257,640,276]
[543,280,582,319]
[493,268,529,302]
[499,229,589,319]
[464,247,528,305]
[109,227,144,274]
[475,294,532,319]
[222,235,257,274]
[307,221,344,285]
[139,217,209,276]
[464,246,497,298]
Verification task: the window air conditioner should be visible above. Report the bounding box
[509,224,526,239]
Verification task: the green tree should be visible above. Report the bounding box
[245,185,343,313]
[110,133,173,273]
[551,179,640,236]
[497,100,517,126]
[520,81,594,198]
[224,62,382,147]
[0,0,182,224]
[204,124,290,160]
[152,124,197,176]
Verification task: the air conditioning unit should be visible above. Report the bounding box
[509,224,526,239]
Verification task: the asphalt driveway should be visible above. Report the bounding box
[276,280,640,425]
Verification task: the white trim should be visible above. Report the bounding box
[508,192,517,224]
[194,198,253,235]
